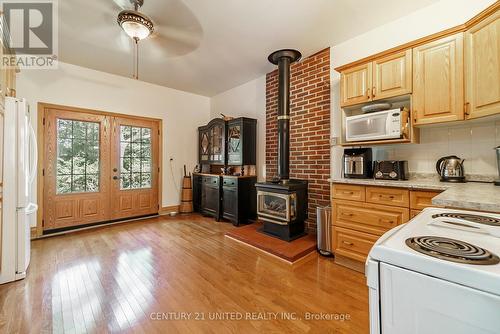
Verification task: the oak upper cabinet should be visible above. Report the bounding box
[340,63,372,107]
[413,33,464,125]
[465,9,500,119]
[340,50,412,107]
[372,49,412,100]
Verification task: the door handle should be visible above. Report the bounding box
[113,168,118,172]
[113,176,119,180]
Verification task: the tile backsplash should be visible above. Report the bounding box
[372,120,500,178]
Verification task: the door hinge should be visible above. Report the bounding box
[158,167,160,173]
[42,169,45,176]
[158,129,160,135]
[42,219,44,226]
[42,118,45,126]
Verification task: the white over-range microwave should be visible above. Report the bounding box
[345,108,406,142]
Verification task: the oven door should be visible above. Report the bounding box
[257,191,296,225]
[379,263,500,334]
[345,111,400,142]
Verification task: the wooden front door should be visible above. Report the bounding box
[110,116,159,220]
[43,108,111,230]
[43,106,160,231]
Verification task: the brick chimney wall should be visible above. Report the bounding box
[265,48,331,231]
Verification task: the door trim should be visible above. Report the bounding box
[36,102,163,238]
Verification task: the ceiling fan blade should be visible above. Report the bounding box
[112,0,132,10]
[143,28,201,58]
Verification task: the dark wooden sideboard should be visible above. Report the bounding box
[193,117,258,226]
[193,174,257,225]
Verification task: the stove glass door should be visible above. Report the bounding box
[257,191,296,223]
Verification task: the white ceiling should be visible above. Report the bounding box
[60,0,439,96]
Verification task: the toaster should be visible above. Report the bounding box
[373,161,409,180]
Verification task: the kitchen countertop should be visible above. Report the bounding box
[329,177,500,213]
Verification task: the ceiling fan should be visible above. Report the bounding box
[112,0,202,79]
[115,0,153,79]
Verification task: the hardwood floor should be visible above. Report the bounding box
[0,214,369,334]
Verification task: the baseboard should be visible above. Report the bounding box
[159,205,180,215]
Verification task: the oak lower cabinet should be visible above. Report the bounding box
[221,176,256,226]
[201,175,221,220]
[331,183,441,273]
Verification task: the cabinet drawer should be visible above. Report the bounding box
[222,178,237,187]
[410,210,421,219]
[333,200,409,235]
[332,184,365,202]
[202,176,220,186]
[366,186,409,207]
[410,190,440,210]
[333,226,379,262]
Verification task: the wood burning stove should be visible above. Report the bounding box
[256,180,308,241]
[256,49,308,241]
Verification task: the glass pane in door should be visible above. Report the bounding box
[56,119,100,194]
[120,125,152,190]
[228,124,241,163]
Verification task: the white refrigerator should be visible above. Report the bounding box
[0,97,38,284]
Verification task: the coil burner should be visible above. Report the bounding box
[431,213,500,227]
[406,236,500,265]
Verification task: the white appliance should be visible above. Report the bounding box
[366,207,500,334]
[0,97,38,284]
[345,108,403,142]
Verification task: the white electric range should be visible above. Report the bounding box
[366,207,500,334]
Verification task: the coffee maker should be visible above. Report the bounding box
[495,146,500,186]
[343,148,373,179]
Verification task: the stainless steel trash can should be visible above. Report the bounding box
[317,206,333,256]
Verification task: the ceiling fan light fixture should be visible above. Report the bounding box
[117,10,154,40]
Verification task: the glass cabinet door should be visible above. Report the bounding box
[199,129,210,162]
[210,124,223,163]
[227,124,242,165]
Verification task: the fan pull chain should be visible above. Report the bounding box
[133,37,139,80]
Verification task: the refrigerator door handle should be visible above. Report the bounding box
[28,119,38,185]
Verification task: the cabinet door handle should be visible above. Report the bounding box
[464,102,470,116]
[380,219,395,225]
[379,194,395,200]
[341,212,353,217]
[372,87,376,97]
[342,241,354,246]
[366,88,371,99]
[342,191,354,195]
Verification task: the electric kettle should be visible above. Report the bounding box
[436,155,466,182]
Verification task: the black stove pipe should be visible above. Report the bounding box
[268,49,302,182]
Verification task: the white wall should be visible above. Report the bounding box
[210,75,267,181]
[17,62,211,212]
[330,0,498,179]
